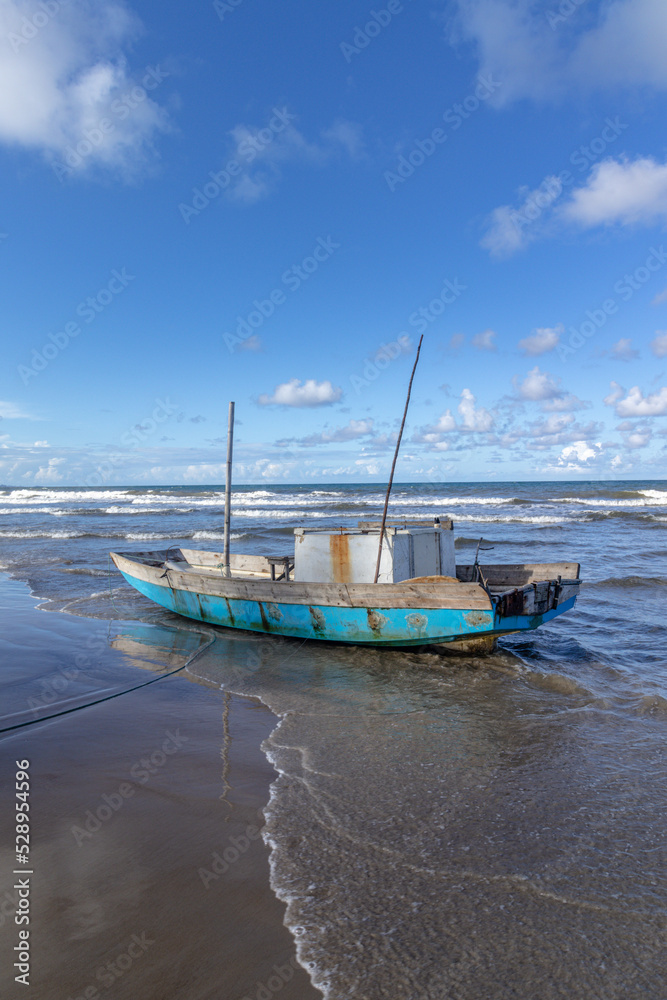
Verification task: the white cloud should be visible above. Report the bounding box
[458,388,493,431]
[0,401,36,419]
[449,0,667,106]
[608,384,667,417]
[651,331,667,357]
[610,338,639,361]
[541,393,588,413]
[288,419,375,446]
[228,173,271,205]
[481,156,667,255]
[518,325,562,356]
[604,381,625,406]
[226,113,364,203]
[413,390,492,447]
[480,176,563,256]
[515,366,561,401]
[434,410,457,433]
[479,204,528,258]
[652,288,667,305]
[320,120,366,160]
[0,0,170,179]
[617,422,652,449]
[472,328,497,351]
[31,456,65,482]
[557,440,603,470]
[512,367,588,412]
[258,378,343,408]
[526,413,572,446]
[237,334,263,352]
[521,413,602,451]
[563,157,667,228]
[354,460,381,475]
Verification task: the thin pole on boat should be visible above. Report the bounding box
[373,335,424,584]
[222,401,235,578]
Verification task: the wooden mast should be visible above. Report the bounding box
[222,401,235,578]
[373,335,424,584]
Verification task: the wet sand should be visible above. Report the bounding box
[0,577,320,1000]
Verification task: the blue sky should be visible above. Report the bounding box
[1,0,667,485]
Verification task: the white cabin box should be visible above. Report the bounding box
[293,520,456,584]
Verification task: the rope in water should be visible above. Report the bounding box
[0,635,215,736]
[107,552,125,616]
[3,552,308,737]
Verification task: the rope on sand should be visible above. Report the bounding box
[0,635,215,736]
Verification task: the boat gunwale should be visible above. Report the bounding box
[110,550,495,608]
[110,549,581,614]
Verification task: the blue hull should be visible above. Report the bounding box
[118,568,576,647]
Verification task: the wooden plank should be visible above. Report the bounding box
[114,554,492,611]
[198,578,489,611]
[180,549,276,574]
[457,562,580,585]
[357,519,453,530]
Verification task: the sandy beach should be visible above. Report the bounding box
[0,576,320,1000]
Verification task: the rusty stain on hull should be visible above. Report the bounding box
[309,606,326,632]
[366,609,388,633]
[329,533,351,583]
[224,597,235,625]
[406,613,428,629]
[464,611,492,628]
[257,602,273,632]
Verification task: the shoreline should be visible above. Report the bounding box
[0,575,321,1000]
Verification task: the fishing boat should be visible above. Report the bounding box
[111,362,580,651]
[110,518,581,651]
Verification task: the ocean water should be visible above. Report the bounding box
[2,481,666,998]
